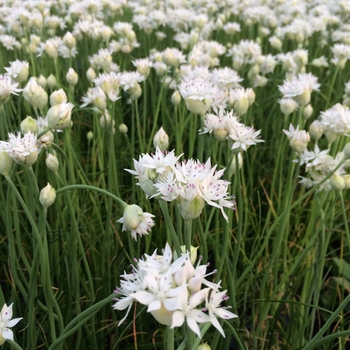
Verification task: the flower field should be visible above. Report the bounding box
[0,0,350,349]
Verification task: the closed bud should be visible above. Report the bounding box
[343,142,350,159]
[119,123,128,134]
[330,173,345,191]
[153,127,169,151]
[86,67,96,82]
[37,74,47,88]
[21,116,38,134]
[342,174,350,189]
[233,97,249,115]
[177,196,205,220]
[0,145,13,176]
[309,120,323,141]
[45,153,59,172]
[47,74,57,89]
[128,83,142,100]
[303,104,313,119]
[39,183,56,209]
[197,343,211,350]
[50,89,67,106]
[279,98,298,116]
[66,68,78,87]
[171,91,181,106]
[62,31,76,49]
[23,77,48,109]
[294,89,311,106]
[87,131,93,141]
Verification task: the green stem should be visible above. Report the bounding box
[184,219,192,252]
[158,199,182,256]
[56,184,128,208]
[167,326,174,350]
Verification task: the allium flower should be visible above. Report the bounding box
[319,103,350,139]
[23,77,48,110]
[126,147,182,198]
[0,303,22,345]
[5,132,40,167]
[283,124,310,154]
[4,60,29,83]
[0,74,22,105]
[117,204,155,241]
[279,73,320,106]
[155,158,235,221]
[179,77,218,115]
[113,243,237,338]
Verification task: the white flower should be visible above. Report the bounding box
[0,303,22,345]
[0,74,22,105]
[205,287,238,337]
[171,287,211,338]
[5,132,40,167]
[117,204,155,241]
[126,147,182,198]
[4,60,29,83]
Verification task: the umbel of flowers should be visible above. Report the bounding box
[126,147,235,222]
[113,243,237,338]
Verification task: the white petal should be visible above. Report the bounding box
[131,291,156,306]
[7,317,22,327]
[171,310,185,328]
[147,299,161,312]
[2,328,14,341]
[186,316,202,338]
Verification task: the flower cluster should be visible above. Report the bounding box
[113,243,237,338]
[127,147,234,221]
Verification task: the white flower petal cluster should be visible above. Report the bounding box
[319,103,350,140]
[202,110,264,152]
[279,73,320,106]
[0,303,22,345]
[113,243,237,338]
[0,74,22,105]
[4,132,40,167]
[155,158,234,221]
[126,147,182,198]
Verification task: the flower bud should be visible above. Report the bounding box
[342,174,350,189]
[62,31,76,49]
[123,204,145,230]
[294,89,311,106]
[99,110,115,129]
[303,104,313,119]
[0,146,13,176]
[39,183,56,208]
[128,83,142,100]
[66,68,78,87]
[45,153,59,172]
[309,120,323,141]
[185,98,212,116]
[47,74,57,90]
[20,116,38,134]
[177,196,205,220]
[197,343,211,350]
[50,89,67,106]
[87,131,93,141]
[233,96,249,115]
[153,127,169,151]
[37,74,47,88]
[86,67,96,82]
[119,123,128,134]
[330,173,345,191]
[171,91,181,106]
[228,152,243,177]
[279,98,298,116]
[213,128,228,141]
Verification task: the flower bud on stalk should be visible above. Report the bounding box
[153,127,169,151]
[20,116,38,134]
[39,183,56,209]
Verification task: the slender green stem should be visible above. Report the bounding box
[56,184,128,208]
[167,326,174,350]
[184,219,192,252]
